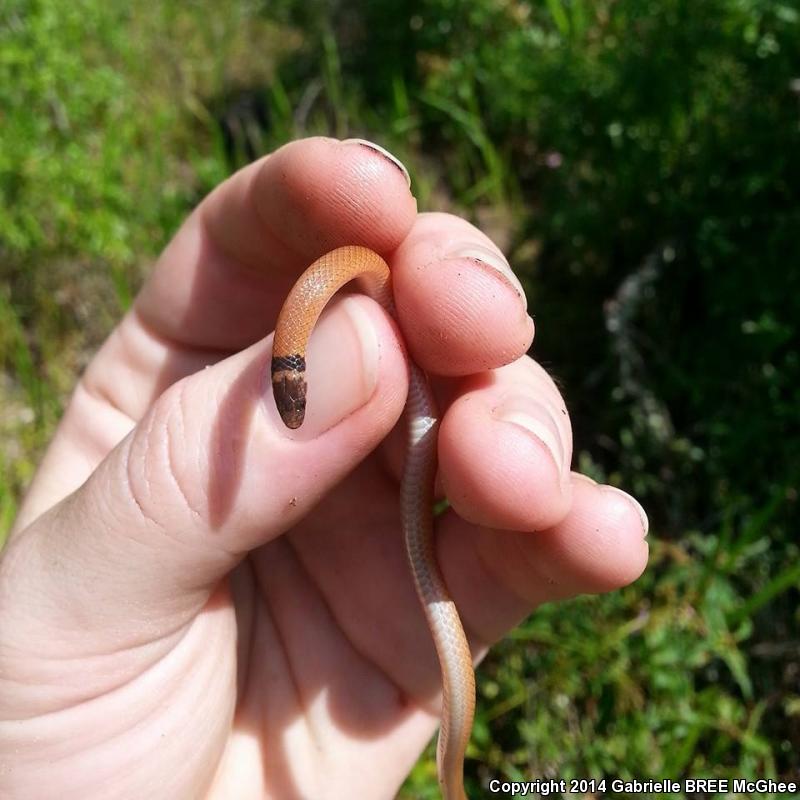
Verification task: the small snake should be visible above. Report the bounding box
[272,245,476,799]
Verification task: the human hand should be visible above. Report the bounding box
[0,138,648,799]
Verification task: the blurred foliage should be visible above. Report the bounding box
[1,0,798,793]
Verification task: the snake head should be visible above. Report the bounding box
[271,356,307,429]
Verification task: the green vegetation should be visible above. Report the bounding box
[2,0,798,794]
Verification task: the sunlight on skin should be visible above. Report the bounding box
[0,138,647,800]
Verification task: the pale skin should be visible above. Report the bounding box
[0,137,649,799]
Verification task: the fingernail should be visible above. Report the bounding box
[573,472,598,486]
[601,486,650,538]
[496,396,566,475]
[343,138,411,188]
[272,296,379,438]
[445,243,527,310]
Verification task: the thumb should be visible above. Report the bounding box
[0,295,406,697]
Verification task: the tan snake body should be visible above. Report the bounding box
[271,246,475,800]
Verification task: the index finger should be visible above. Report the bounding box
[138,136,417,352]
[84,137,417,421]
[15,138,416,527]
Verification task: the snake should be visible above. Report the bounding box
[271,245,476,800]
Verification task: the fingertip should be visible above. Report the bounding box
[392,213,533,376]
[439,392,573,532]
[559,475,650,591]
[597,483,650,540]
[254,137,417,259]
[427,472,650,646]
[341,138,412,188]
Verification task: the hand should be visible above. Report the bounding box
[0,137,648,799]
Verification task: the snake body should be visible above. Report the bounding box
[272,246,475,800]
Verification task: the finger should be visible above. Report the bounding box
[1,295,407,709]
[14,138,415,531]
[391,212,534,376]
[301,471,649,706]
[104,137,416,415]
[439,473,650,647]
[438,355,574,532]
